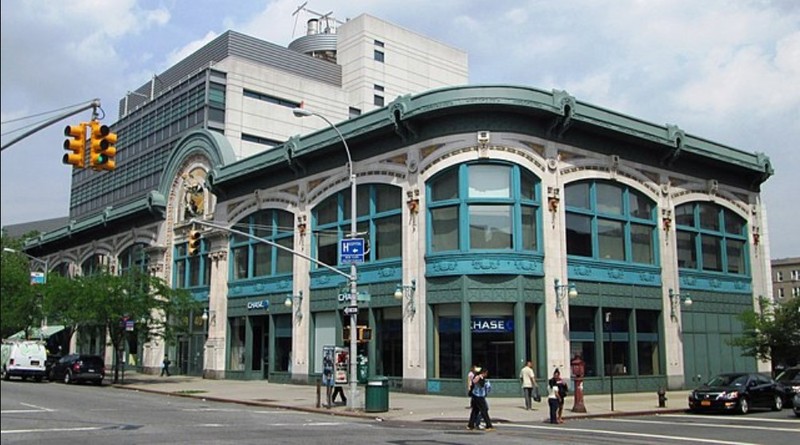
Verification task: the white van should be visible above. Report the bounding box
[1,340,47,382]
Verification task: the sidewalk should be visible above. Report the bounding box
[111,372,689,424]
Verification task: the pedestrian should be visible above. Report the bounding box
[466,365,484,427]
[519,360,538,410]
[332,385,347,405]
[467,368,494,431]
[547,368,562,424]
[556,370,569,423]
[161,356,171,377]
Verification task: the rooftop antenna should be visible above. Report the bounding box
[291,2,345,38]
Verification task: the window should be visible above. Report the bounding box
[119,243,148,274]
[174,239,210,288]
[312,184,402,267]
[243,89,300,108]
[374,50,384,63]
[777,288,785,299]
[427,163,540,253]
[374,39,384,47]
[675,203,747,274]
[792,270,799,280]
[241,133,282,147]
[81,254,111,276]
[230,209,295,280]
[349,107,361,119]
[374,84,384,92]
[565,181,656,264]
[793,287,800,298]
[776,271,783,281]
[373,95,384,107]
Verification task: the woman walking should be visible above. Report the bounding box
[547,368,562,424]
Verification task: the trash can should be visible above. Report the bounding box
[365,376,389,412]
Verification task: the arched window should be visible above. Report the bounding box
[174,238,210,288]
[675,202,747,274]
[230,209,295,280]
[81,254,111,276]
[564,181,656,264]
[427,163,540,253]
[119,243,148,275]
[313,184,402,267]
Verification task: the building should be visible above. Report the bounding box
[771,257,800,304]
[24,13,773,396]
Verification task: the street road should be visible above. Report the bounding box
[2,380,797,444]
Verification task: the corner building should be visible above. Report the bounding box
[25,13,773,396]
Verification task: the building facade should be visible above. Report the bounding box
[771,257,800,304]
[25,14,773,396]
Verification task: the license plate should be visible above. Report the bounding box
[701,400,711,406]
[88,369,95,373]
[31,361,40,366]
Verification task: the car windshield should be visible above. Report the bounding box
[775,368,799,382]
[707,374,748,387]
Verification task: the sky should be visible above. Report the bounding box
[1,0,798,259]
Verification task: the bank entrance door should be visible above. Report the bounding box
[251,316,270,380]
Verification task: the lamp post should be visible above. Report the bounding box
[605,311,615,411]
[293,107,359,410]
[4,248,49,331]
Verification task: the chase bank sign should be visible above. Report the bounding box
[247,299,270,311]
[471,317,514,333]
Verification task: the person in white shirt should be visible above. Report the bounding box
[519,360,538,410]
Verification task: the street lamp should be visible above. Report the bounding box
[668,288,692,320]
[293,106,359,410]
[4,247,49,331]
[554,278,578,315]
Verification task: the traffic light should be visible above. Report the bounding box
[89,120,117,171]
[62,123,87,168]
[187,229,201,256]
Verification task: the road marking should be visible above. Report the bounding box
[1,427,103,435]
[1,403,54,414]
[659,413,800,424]
[506,423,761,445]
[600,417,800,433]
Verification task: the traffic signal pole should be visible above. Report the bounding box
[0,99,101,152]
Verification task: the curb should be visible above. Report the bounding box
[112,383,686,425]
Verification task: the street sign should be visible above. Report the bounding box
[339,238,365,264]
[29,272,45,285]
[343,306,359,315]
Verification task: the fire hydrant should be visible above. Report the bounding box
[657,387,667,408]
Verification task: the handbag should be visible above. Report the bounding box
[533,386,542,402]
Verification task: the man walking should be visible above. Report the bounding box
[519,360,537,410]
[467,368,494,431]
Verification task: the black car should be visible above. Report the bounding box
[49,354,105,385]
[775,366,800,403]
[793,393,800,418]
[688,372,783,414]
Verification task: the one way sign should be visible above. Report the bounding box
[340,238,365,264]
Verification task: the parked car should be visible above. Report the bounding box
[49,354,105,385]
[1,340,47,382]
[793,392,800,417]
[688,372,783,414]
[775,366,800,403]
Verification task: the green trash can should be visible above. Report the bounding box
[365,376,389,412]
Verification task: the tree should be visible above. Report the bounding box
[44,268,200,383]
[1,231,43,339]
[730,296,800,369]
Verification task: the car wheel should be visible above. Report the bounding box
[1,367,9,381]
[772,395,783,411]
[64,370,73,384]
[738,397,750,415]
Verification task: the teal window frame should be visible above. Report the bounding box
[564,180,658,265]
[173,240,210,289]
[426,162,542,254]
[675,202,748,275]
[229,209,295,281]
[311,183,402,267]
[119,243,149,275]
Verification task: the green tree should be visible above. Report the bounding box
[44,268,200,383]
[1,231,44,338]
[730,296,800,368]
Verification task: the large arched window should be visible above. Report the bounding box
[81,254,111,276]
[428,163,541,253]
[119,243,148,275]
[230,209,295,280]
[675,202,747,274]
[565,181,656,264]
[313,184,402,267]
[174,238,210,288]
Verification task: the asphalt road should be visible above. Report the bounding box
[2,379,797,445]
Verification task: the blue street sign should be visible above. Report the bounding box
[339,238,365,264]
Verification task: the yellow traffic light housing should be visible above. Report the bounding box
[89,120,117,171]
[62,123,87,168]
[187,229,202,256]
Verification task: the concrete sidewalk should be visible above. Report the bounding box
[111,372,689,424]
